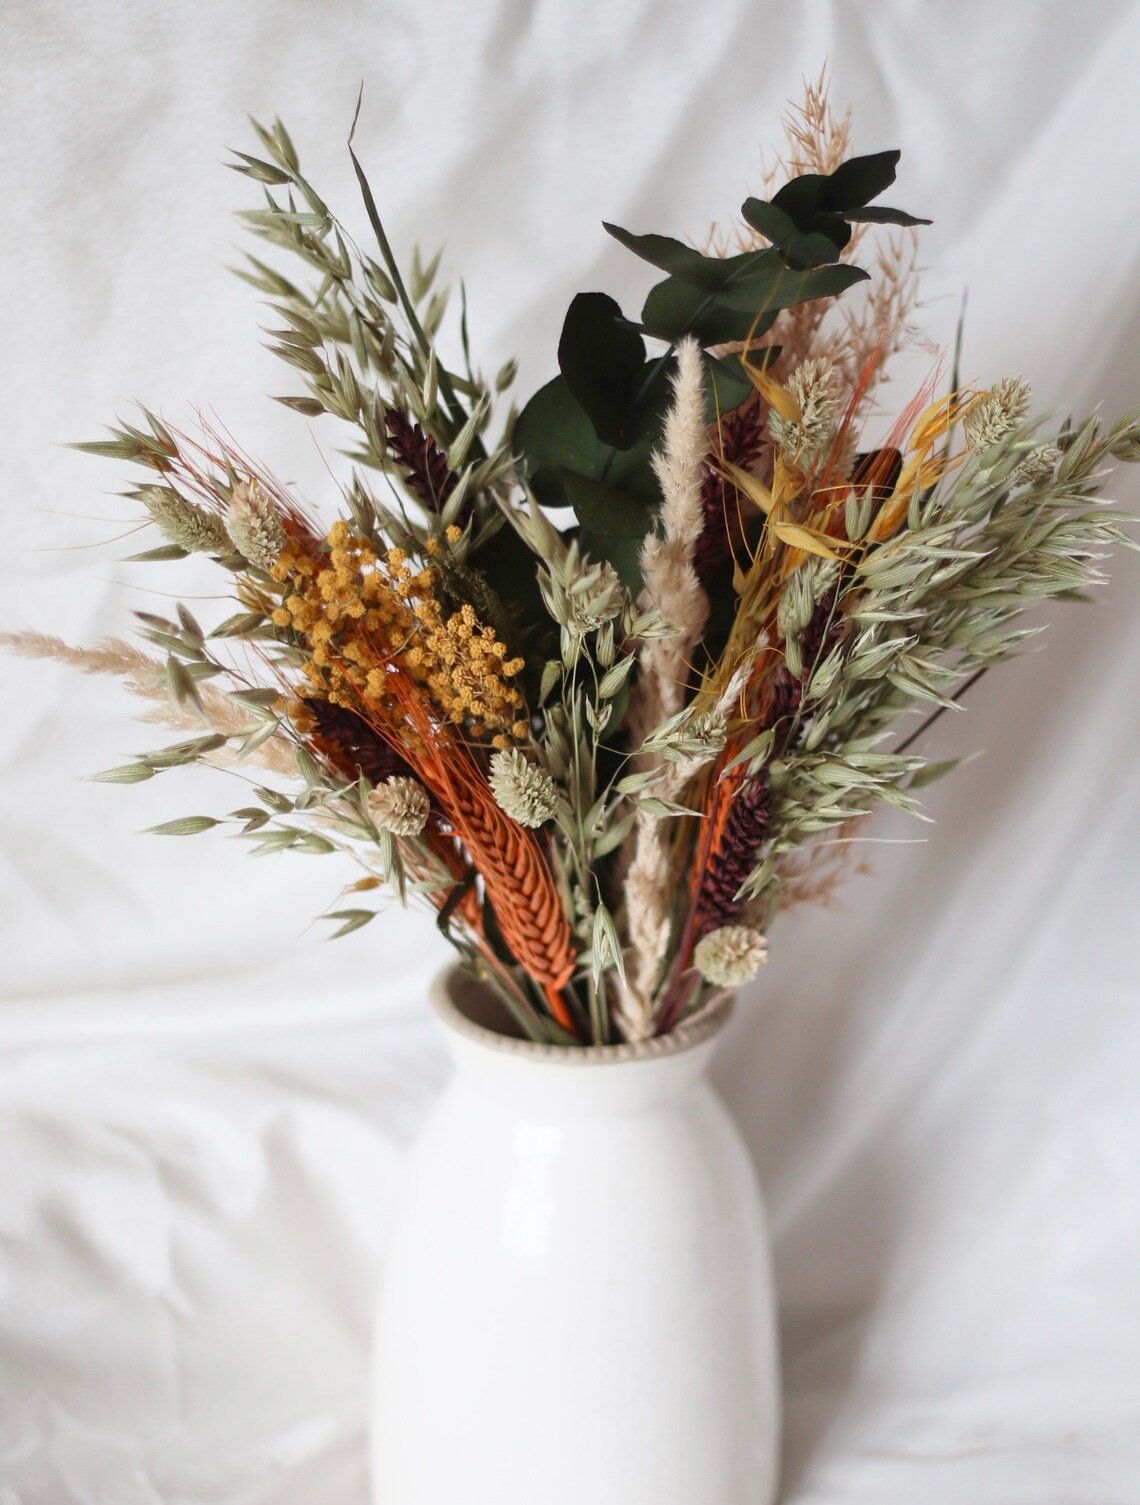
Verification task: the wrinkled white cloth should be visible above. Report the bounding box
[2,1,1139,1500]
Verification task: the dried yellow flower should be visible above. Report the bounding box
[270,524,526,743]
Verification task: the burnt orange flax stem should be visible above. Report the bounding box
[352,659,579,1033]
[543,983,576,1036]
[442,766,578,1034]
[658,747,741,1026]
[303,698,484,932]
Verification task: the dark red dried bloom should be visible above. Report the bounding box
[694,406,766,589]
[694,776,772,936]
[384,410,457,514]
[308,698,414,787]
[694,591,846,934]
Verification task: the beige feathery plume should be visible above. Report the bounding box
[0,631,296,776]
[616,664,750,1042]
[625,337,709,753]
[614,336,710,1040]
[616,809,673,1041]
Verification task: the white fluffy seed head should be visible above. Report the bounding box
[140,486,232,555]
[693,925,769,987]
[963,377,1031,453]
[367,776,430,836]
[769,357,840,463]
[488,748,558,827]
[226,477,286,570]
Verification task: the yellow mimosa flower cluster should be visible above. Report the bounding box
[270,523,526,745]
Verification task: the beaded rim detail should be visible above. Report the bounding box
[429,964,733,1065]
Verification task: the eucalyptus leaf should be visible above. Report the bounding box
[563,472,650,539]
[578,529,645,593]
[737,199,797,246]
[741,150,930,269]
[641,277,778,346]
[851,205,932,227]
[704,352,756,417]
[557,292,646,449]
[513,375,607,507]
[824,150,901,209]
[602,224,731,286]
[710,259,869,314]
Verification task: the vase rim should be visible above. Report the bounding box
[429,963,734,1066]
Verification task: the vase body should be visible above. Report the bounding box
[370,969,779,1505]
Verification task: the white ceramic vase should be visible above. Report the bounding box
[370,967,780,1505]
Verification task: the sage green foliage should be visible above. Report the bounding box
[47,105,1137,1046]
[738,413,1140,924]
[224,116,543,644]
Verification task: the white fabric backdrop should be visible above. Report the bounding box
[2,2,1139,1500]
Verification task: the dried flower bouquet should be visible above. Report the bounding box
[8,83,1137,1046]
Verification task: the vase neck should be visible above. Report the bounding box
[430,967,732,1121]
[444,1027,723,1120]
